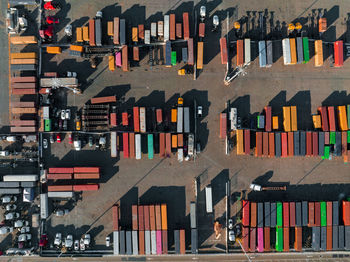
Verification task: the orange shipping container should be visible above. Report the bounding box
[170,14,175,40]
[314,40,323,67]
[183,12,189,40]
[263,132,269,157]
[133,46,139,61]
[12,82,36,89]
[46,46,61,54]
[12,107,36,114]
[290,38,297,65]
[319,18,327,33]
[171,109,177,122]
[313,115,321,129]
[73,167,100,173]
[236,129,244,155]
[48,185,73,192]
[73,173,100,179]
[172,135,177,148]
[288,132,294,156]
[12,89,36,95]
[251,202,257,227]
[180,229,186,254]
[219,113,227,139]
[326,226,332,250]
[176,23,182,38]
[70,44,83,52]
[47,173,72,180]
[11,58,37,65]
[113,17,119,45]
[295,227,302,251]
[89,19,95,46]
[220,38,228,64]
[139,231,145,255]
[177,134,183,147]
[255,132,263,157]
[283,107,291,132]
[107,21,114,36]
[138,24,144,39]
[122,112,128,126]
[236,39,244,66]
[10,36,37,44]
[108,55,115,71]
[337,106,348,131]
[129,133,135,158]
[83,26,89,41]
[11,52,37,59]
[122,45,128,72]
[197,42,204,69]
[155,205,162,230]
[273,116,279,130]
[76,27,83,42]
[342,131,348,156]
[161,204,167,230]
[198,23,205,38]
[159,133,165,158]
[133,107,140,132]
[132,205,138,230]
[283,227,289,251]
[132,27,138,42]
[264,227,270,251]
[91,96,116,104]
[291,106,297,131]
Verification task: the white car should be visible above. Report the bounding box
[65,109,71,120]
[228,230,235,242]
[1,196,17,204]
[74,140,81,151]
[5,212,20,220]
[250,183,262,192]
[83,234,91,246]
[0,226,13,234]
[197,106,203,118]
[106,236,110,247]
[61,110,66,120]
[74,240,79,251]
[5,204,16,211]
[54,233,62,246]
[43,139,48,149]
[0,151,9,156]
[228,219,234,230]
[79,238,85,251]
[65,235,73,249]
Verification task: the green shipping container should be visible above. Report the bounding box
[171,51,176,66]
[276,227,283,251]
[302,37,309,63]
[277,202,283,227]
[330,132,336,144]
[347,130,350,143]
[148,134,154,159]
[323,146,330,160]
[320,201,327,226]
[44,119,51,132]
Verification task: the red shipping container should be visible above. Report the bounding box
[198,23,205,38]
[177,134,183,147]
[263,132,268,157]
[12,88,36,95]
[123,132,129,158]
[132,205,138,230]
[73,167,99,173]
[47,173,72,180]
[150,205,156,230]
[295,227,302,251]
[11,101,35,107]
[122,112,128,126]
[162,230,168,254]
[312,132,318,156]
[334,40,343,67]
[159,133,165,158]
[12,82,36,89]
[133,46,139,61]
[91,96,116,104]
[244,129,250,155]
[242,200,250,227]
[290,202,296,227]
[308,202,315,227]
[133,107,140,132]
[269,132,275,157]
[251,202,257,227]
[342,201,350,226]
[219,113,227,139]
[110,112,117,127]
[139,230,145,255]
[250,227,256,252]
[122,45,128,72]
[112,205,119,231]
[327,106,336,132]
[326,226,332,250]
[236,39,244,66]
[242,226,249,252]
[180,229,185,254]
[144,205,150,230]
[219,38,228,64]
[264,227,270,251]
[176,23,182,38]
[11,76,36,83]
[306,132,312,156]
[138,24,144,39]
[315,202,321,226]
[49,167,73,174]
[187,38,194,65]
[43,72,58,77]
[318,106,329,131]
[165,133,171,157]
[281,132,288,157]
[255,132,263,157]
[169,14,175,40]
[138,206,144,230]
[155,205,162,230]
[156,109,162,123]
[73,173,100,179]
[73,184,99,191]
[283,202,289,227]
[89,19,95,46]
[183,12,189,40]
[48,185,73,192]
[288,132,294,156]
[264,106,272,132]
[283,227,289,251]
[129,133,135,158]
[327,202,332,226]
[10,120,36,126]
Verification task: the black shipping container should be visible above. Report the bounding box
[333,201,339,226]
[174,230,180,254]
[275,133,281,157]
[296,202,302,227]
[191,229,198,254]
[182,48,188,63]
[300,131,306,156]
[296,37,304,64]
[266,40,273,67]
[120,230,126,255]
[318,132,325,156]
[333,225,339,250]
[271,202,277,227]
[126,231,132,255]
[320,226,327,250]
[345,226,350,250]
[165,41,171,66]
[339,225,345,250]
[312,226,320,251]
[264,202,271,227]
[302,201,308,226]
[335,132,342,156]
[294,131,300,156]
[120,19,126,45]
[258,202,264,227]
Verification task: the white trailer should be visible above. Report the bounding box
[151,23,157,37]
[111,131,117,157]
[145,230,151,255]
[48,191,73,198]
[40,193,48,219]
[177,148,183,162]
[3,175,38,182]
[145,30,150,44]
[140,107,146,133]
[157,21,163,36]
[135,134,141,160]
[164,15,170,41]
[205,186,213,213]
[230,108,237,131]
[244,38,251,65]
[177,107,183,133]
[282,38,291,65]
[151,231,157,255]
[113,231,119,255]
[132,230,138,255]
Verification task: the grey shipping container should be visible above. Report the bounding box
[296,37,304,64]
[0,188,21,194]
[294,131,300,156]
[120,19,126,45]
[339,225,345,250]
[182,48,188,63]
[151,231,157,254]
[69,50,82,57]
[11,64,36,71]
[264,202,270,227]
[120,230,126,255]
[333,226,338,250]
[174,230,180,254]
[312,226,320,251]
[126,231,132,255]
[271,202,277,227]
[145,230,151,255]
[302,201,308,226]
[132,230,138,255]
[333,201,339,225]
[335,132,342,156]
[191,229,198,254]
[165,41,171,66]
[20,182,35,187]
[300,131,306,156]
[258,202,264,227]
[95,18,102,46]
[275,133,281,157]
[113,231,119,255]
[320,226,327,250]
[184,107,190,133]
[319,132,325,156]
[296,202,302,227]
[40,193,48,219]
[0,182,19,188]
[48,191,73,198]
[258,41,266,67]
[345,226,350,250]
[190,202,196,229]
[266,40,273,67]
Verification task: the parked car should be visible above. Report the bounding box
[0,226,13,234]
[54,233,62,246]
[88,136,93,147]
[18,233,31,242]
[74,240,79,251]
[75,116,81,131]
[228,219,234,230]
[55,209,69,216]
[79,238,85,251]
[228,230,235,242]
[56,134,61,143]
[64,235,73,249]
[43,139,48,149]
[1,196,17,204]
[5,204,16,211]
[5,212,20,220]
[50,134,54,143]
[61,110,66,120]
[39,234,48,247]
[65,109,71,120]
[68,133,73,144]
[106,236,110,247]
[20,226,30,233]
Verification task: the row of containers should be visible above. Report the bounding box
[241,200,350,252]
[219,37,344,68]
[112,204,197,255]
[111,132,194,161]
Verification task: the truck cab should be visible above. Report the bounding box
[178,97,184,106]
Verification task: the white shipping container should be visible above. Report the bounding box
[111,131,117,157]
[164,15,170,41]
[43,106,49,120]
[140,107,146,133]
[151,231,157,255]
[40,193,48,219]
[244,38,251,64]
[113,231,119,255]
[151,23,157,37]
[3,175,38,182]
[177,107,183,133]
[135,134,141,160]
[177,148,183,162]
[145,230,151,255]
[282,38,291,65]
[48,191,73,198]
[230,108,237,131]
[132,230,138,255]
[205,186,213,213]
[157,21,163,36]
[145,30,151,44]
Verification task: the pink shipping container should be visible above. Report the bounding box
[115,52,122,67]
[73,167,100,173]
[257,227,264,252]
[73,184,99,191]
[156,230,162,254]
[49,167,73,174]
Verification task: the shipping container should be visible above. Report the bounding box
[255,132,263,157]
[40,193,48,219]
[258,41,267,67]
[312,226,320,251]
[263,202,270,227]
[251,202,257,227]
[236,129,244,155]
[12,82,36,90]
[174,230,180,254]
[315,40,323,67]
[335,132,342,156]
[20,182,35,188]
[206,186,213,213]
[123,132,129,158]
[108,55,115,71]
[289,38,297,64]
[183,12,189,39]
[300,131,306,156]
[76,27,83,42]
[325,202,332,227]
[219,113,227,139]
[334,40,344,67]
[49,167,73,174]
[83,26,89,42]
[122,45,128,72]
[11,58,38,65]
[11,64,36,71]
[184,107,190,133]
[338,106,348,131]
[271,203,277,227]
[10,120,36,126]
[47,173,72,180]
[165,41,171,66]
[113,231,119,255]
[282,38,291,65]
[11,52,37,59]
[294,131,300,156]
[291,106,297,131]
[176,23,182,38]
[290,202,296,227]
[263,132,269,157]
[294,227,302,251]
[283,202,290,227]
[301,201,308,226]
[241,226,249,252]
[296,37,304,64]
[343,201,350,226]
[164,15,170,41]
[133,47,139,61]
[333,201,339,226]
[112,205,119,231]
[147,134,154,159]
[250,227,256,252]
[345,226,350,250]
[177,107,183,133]
[320,226,326,250]
[244,38,251,64]
[313,115,322,129]
[144,29,150,44]
[264,106,272,131]
[140,107,146,133]
[138,231,144,255]
[132,27,138,42]
[296,202,302,227]
[342,131,347,156]
[180,229,186,254]
[89,19,95,46]
[12,88,36,95]
[166,133,171,157]
[257,227,264,252]
[110,112,117,127]
[266,40,273,67]
[281,132,288,157]
[315,202,321,226]
[119,230,126,255]
[151,231,157,254]
[244,129,251,155]
[326,226,332,250]
[236,39,244,66]
[10,36,37,44]
[191,229,198,254]
[91,96,116,104]
[47,185,73,192]
[306,131,312,156]
[242,200,250,227]
[120,19,126,45]
[73,184,99,191]
[220,38,228,64]
[157,21,163,37]
[128,133,135,159]
[126,231,132,255]
[74,167,100,173]
[283,227,289,251]
[151,22,157,37]
[319,132,325,156]
[187,38,194,65]
[115,52,122,67]
[333,225,338,250]
[312,132,318,156]
[197,42,204,69]
[159,133,165,158]
[257,203,264,228]
[177,134,184,147]
[276,227,283,251]
[288,132,294,156]
[275,132,281,157]
[169,14,175,40]
[283,107,291,132]
[113,18,119,44]
[318,106,329,131]
[339,225,345,250]
[171,134,177,149]
[145,230,151,255]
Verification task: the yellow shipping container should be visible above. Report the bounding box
[236,129,244,155]
[289,38,297,65]
[83,26,89,41]
[108,55,115,71]
[107,21,114,36]
[197,41,204,69]
[11,52,37,59]
[272,116,279,130]
[283,106,291,132]
[11,58,37,65]
[132,27,138,42]
[10,36,37,44]
[312,115,321,129]
[338,106,348,131]
[291,106,297,131]
[314,40,323,67]
[76,27,83,42]
[171,109,177,123]
[46,46,62,54]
